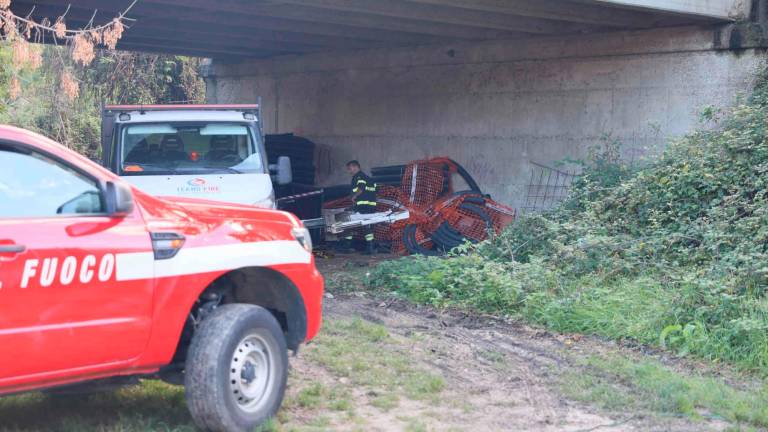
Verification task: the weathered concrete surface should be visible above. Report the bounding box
[586,0,750,19]
[17,0,746,60]
[206,25,765,209]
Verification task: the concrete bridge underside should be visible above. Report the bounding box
[8,0,751,59]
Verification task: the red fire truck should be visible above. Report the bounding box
[0,125,324,432]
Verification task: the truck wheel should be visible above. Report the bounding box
[185,304,288,432]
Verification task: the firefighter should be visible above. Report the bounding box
[340,160,378,255]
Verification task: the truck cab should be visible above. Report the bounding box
[101,104,286,209]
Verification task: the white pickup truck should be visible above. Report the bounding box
[100,104,293,209]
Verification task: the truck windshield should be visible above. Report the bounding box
[120,123,264,175]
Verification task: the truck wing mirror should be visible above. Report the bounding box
[105,181,134,217]
[269,156,293,185]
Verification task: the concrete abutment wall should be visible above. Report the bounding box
[205,25,765,209]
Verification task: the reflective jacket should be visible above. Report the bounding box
[351,171,377,213]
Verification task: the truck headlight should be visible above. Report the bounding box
[291,227,313,253]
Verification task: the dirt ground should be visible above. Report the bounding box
[272,255,740,432]
[0,255,759,432]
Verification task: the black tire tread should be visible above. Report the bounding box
[185,304,287,432]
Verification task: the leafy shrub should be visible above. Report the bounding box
[373,71,768,373]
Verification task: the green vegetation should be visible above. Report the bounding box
[561,354,768,428]
[305,318,445,402]
[373,70,768,374]
[0,44,205,157]
[0,380,195,432]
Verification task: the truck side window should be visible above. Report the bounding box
[0,147,104,218]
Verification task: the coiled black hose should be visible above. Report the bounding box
[438,223,465,242]
[459,203,493,233]
[448,159,482,193]
[430,226,461,251]
[432,228,464,252]
[403,224,442,256]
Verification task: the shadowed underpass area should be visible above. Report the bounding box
[9,0,739,59]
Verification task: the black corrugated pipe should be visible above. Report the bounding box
[447,159,482,193]
[458,203,493,232]
[403,224,442,256]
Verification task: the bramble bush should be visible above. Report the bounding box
[373,71,768,373]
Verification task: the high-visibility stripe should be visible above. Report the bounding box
[364,234,375,241]
[357,179,367,185]
[352,187,360,193]
[115,240,312,281]
[355,200,377,206]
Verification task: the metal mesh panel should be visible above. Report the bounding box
[522,161,577,213]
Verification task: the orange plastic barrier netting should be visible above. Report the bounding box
[401,162,449,209]
[323,157,516,255]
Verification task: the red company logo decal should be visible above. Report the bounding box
[178,178,220,194]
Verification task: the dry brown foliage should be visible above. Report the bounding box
[10,37,39,69]
[11,37,28,64]
[1,0,134,100]
[8,76,20,100]
[103,19,124,50]
[72,34,95,66]
[60,71,79,100]
[89,30,102,45]
[53,18,66,39]
[1,10,17,39]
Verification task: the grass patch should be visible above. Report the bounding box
[374,254,768,374]
[295,383,325,408]
[0,381,195,431]
[283,381,356,425]
[327,387,353,412]
[404,372,445,400]
[256,419,280,432]
[561,354,768,428]
[373,258,678,350]
[370,392,400,411]
[478,349,506,365]
[306,317,445,402]
[403,418,428,432]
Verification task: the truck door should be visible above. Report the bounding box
[0,144,154,383]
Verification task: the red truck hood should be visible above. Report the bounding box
[132,189,299,236]
[160,195,281,218]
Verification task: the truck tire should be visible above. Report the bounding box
[185,304,288,432]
